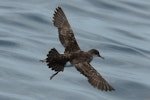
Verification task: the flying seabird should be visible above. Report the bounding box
[41,7,115,91]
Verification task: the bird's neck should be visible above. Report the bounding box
[87,50,95,56]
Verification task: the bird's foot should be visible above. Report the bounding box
[50,71,59,80]
[40,59,47,63]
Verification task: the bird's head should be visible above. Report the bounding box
[88,49,104,59]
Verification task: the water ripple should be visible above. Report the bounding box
[0,0,150,100]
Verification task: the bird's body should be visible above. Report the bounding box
[70,50,93,64]
[41,7,115,91]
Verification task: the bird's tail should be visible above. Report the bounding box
[46,48,65,71]
[46,48,69,79]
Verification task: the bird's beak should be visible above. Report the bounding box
[98,55,104,59]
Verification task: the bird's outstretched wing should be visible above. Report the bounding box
[74,62,115,91]
[53,7,80,53]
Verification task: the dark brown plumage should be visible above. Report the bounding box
[41,7,115,91]
[53,7,80,53]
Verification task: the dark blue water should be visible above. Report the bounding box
[0,0,150,100]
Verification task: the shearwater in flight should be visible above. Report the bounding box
[41,7,115,91]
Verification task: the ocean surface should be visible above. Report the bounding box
[0,0,150,100]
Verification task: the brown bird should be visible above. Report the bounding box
[41,7,115,91]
